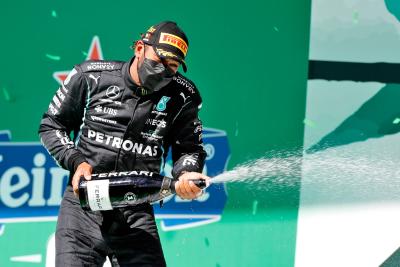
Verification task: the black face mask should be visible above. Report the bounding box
[137,57,174,94]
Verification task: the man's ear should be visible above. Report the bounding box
[135,40,144,58]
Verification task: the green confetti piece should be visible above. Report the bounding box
[234,121,239,136]
[252,200,258,215]
[51,10,57,18]
[303,118,317,128]
[0,224,5,236]
[393,118,400,124]
[46,54,61,61]
[82,51,88,57]
[2,87,11,102]
[204,237,210,247]
[216,263,221,267]
[353,11,359,24]
[273,26,279,32]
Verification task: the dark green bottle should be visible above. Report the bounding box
[78,171,207,211]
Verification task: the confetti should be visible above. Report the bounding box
[353,11,359,24]
[51,10,57,18]
[252,200,258,215]
[2,87,11,102]
[273,26,279,32]
[82,51,88,57]
[303,118,317,128]
[216,263,221,267]
[0,155,3,162]
[45,54,61,61]
[234,121,239,137]
[393,118,400,124]
[204,237,210,247]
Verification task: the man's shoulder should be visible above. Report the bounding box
[76,60,125,73]
[170,73,202,104]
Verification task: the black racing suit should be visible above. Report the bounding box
[39,57,206,266]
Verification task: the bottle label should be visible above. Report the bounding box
[87,180,113,211]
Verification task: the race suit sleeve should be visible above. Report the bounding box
[38,67,88,172]
[171,100,207,179]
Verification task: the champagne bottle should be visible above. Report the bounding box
[78,171,208,211]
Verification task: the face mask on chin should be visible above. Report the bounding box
[137,56,175,94]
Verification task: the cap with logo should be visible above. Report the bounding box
[141,21,189,72]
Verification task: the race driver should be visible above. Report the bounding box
[39,21,208,266]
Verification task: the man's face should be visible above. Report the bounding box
[138,41,180,74]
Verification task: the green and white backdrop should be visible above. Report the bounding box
[0,0,398,266]
[297,0,400,266]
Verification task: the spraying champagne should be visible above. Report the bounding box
[78,171,209,211]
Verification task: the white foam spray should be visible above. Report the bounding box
[210,147,400,202]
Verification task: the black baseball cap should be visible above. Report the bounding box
[141,21,189,72]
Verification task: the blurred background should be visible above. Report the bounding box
[1,0,399,266]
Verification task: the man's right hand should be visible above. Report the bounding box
[72,162,92,197]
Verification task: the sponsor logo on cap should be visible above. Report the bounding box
[142,26,156,42]
[156,48,179,59]
[159,32,188,56]
[142,32,151,42]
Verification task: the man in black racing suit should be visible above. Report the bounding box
[38,21,208,266]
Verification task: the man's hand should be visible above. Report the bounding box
[72,162,92,197]
[175,172,210,200]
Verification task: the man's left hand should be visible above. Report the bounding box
[175,172,210,200]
